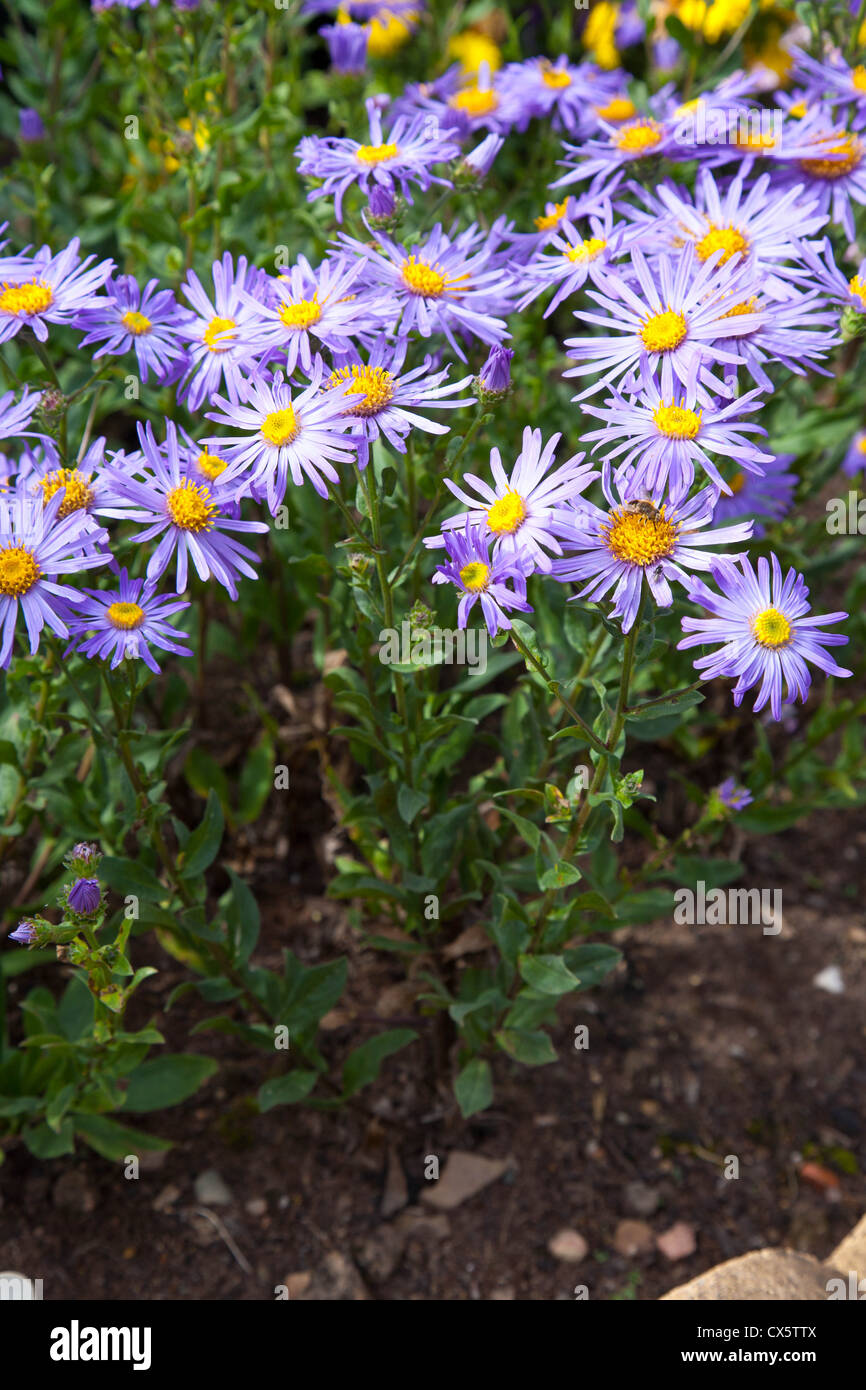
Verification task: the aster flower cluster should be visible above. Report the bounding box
[0,29,857,738]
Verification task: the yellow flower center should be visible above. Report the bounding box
[106,601,145,631]
[196,449,228,481]
[859,436,866,455]
[166,479,218,531]
[459,560,490,591]
[674,97,702,118]
[261,407,300,446]
[542,65,571,89]
[751,606,792,648]
[121,309,152,336]
[615,120,662,155]
[487,490,527,535]
[595,97,635,123]
[279,295,322,330]
[401,255,469,299]
[39,469,95,518]
[0,544,41,597]
[800,132,862,179]
[640,308,687,353]
[328,364,395,417]
[653,401,702,439]
[603,508,677,567]
[203,315,236,352]
[849,275,866,311]
[853,66,866,92]
[729,471,746,493]
[565,237,607,262]
[534,198,569,231]
[356,142,400,165]
[733,130,777,151]
[789,100,807,118]
[366,11,414,57]
[0,280,54,317]
[695,223,750,265]
[449,86,499,117]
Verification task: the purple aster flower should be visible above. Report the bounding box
[426,427,599,575]
[679,554,851,721]
[477,345,513,395]
[712,452,797,536]
[322,336,473,468]
[98,420,268,597]
[709,282,839,394]
[551,116,680,201]
[580,359,772,502]
[339,222,511,362]
[842,428,866,477]
[205,366,358,509]
[75,274,187,384]
[687,106,844,176]
[240,253,392,377]
[770,111,866,241]
[432,523,532,638]
[9,920,38,945]
[296,98,460,223]
[502,57,600,134]
[650,168,828,295]
[67,877,101,914]
[790,46,866,110]
[516,202,631,316]
[19,108,45,142]
[552,472,753,633]
[320,18,368,73]
[0,490,110,668]
[564,243,763,401]
[367,183,396,221]
[65,567,192,673]
[413,61,518,139]
[800,234,866,316]
[69,842,100,866]
[0,387,44,447]
[717,777,753,811]
[0,237,114,344]
[176,252,270,412]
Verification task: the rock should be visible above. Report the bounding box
[799,1161,840,1192]
[292,1252,368,1301]
[813,965,844,994]
[245,1198,267,1217]
[152,1183,181,1212]
[137,1149,168,1173]
[613,1220,654,1257]
[829,1213,866,1281]
[624,1181,659,1217]
[421,1151,508,1211]
[52,1171,96,1214]
[381,1145,409,1218]
[656,1222,697,1261]
[354,1223,408,1283]
[395,1208,450,1241]
[489,1285,516,1299]
[194,1169,233,1206]
[284,1272,312,1298]
[662,1249,841,1301]
[548,1229,589,1263]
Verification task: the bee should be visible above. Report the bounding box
[622,497,660,520]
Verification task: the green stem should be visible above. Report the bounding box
[509,629,609,759]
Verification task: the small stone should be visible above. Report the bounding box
[245,1198,267,1217]
[489,1285,516,1300]
[152,1183,181,1212]
[194,1169,233,1206]
[381,1146,409,1218]
[354,1223,408,1283]
[624,1182,659,1217]
[813,965,844,995]
[52,1171,96,1214]
[613,1220,654,1257]
[292,1252,368,1301]
[421,1151,507,1211]
[285,1272,312,1298]
[548,1229,589,1263]
[656,1221,697,1261]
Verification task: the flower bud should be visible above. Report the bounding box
[19,108,45,143]
[841,303,866,341]
[476,346,514,401]
[320,19,368,75]
[9,920,39,946]
[67,877,101,915]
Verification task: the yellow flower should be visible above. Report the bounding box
[447,29,502,77]
[584,1,621,69]
[365,9,417,58]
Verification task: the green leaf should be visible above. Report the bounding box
[258,1069,319,1112]
[58,975,95,1042]
[626,691,704,721]
[518,953,580,995]
[562,944,622,989]
[75,1115,173,1161]
[99,856,165,902]
[237,736,275,824]
[341,1028,417,1097]
[178,789,224,877]
[23,1119,75,1158]
[397,784,428,825]
[494,1029,557,1065]
[454,1057,493,1117]
[537,859,582,891]
[121,1054,217,1112]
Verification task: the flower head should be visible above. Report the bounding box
[0,237,114,344]
[76,274,187,384]
[432,523,532,637]
[717,777,753,811]
[65,566,192,673]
